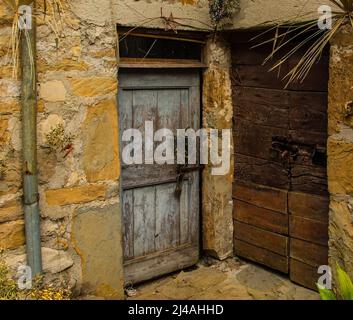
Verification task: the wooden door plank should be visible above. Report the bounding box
[290,238,328,267]
[123,88,177,183]
[288,129,327,149]
[291,164,328,196]
[180,180,190,244]
[133,186,156,257]
[155,183,180,251]
[122,166,177,188]
[231,43,276,65]
[132,90,158,174]
[124,244,199,285]
[189,86,201,129]
[288,57,328,92]
[132,89,158,131]
[180,89,190,129]
[233,182,288,214]
[231,64,288,89]
[157,89,181,131]
[231,42,328,92]
[289,91,328,133]
[189,173,200,244]
[234,119,288,161]
[234,200,288,235]
[288,192,329,223]
[233,86,290,129]
[119,70,200,88]
[290,259,319,291]
[234,153,289,190]
[122,190,134,260]
[120,89,133,131]
[234,239,289,274]
[234,221,288,256]
[289,215,328,247]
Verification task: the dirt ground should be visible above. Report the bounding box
[126,257,320,300]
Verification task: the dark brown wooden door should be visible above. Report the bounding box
[230,32,329,290]
[118,70,200,285]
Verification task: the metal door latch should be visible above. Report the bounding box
[174,165,204,198]
[270,136,327,167]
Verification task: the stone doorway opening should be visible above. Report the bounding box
[116,26,331,297]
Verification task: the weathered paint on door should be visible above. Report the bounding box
[118,70,200,284]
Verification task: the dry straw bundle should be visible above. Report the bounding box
[1,0,67,78]
[253,0,353,87]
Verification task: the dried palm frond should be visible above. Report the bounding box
[253,0,353,88]
[1,0,68,79]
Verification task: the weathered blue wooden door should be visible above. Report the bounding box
[118,70,200,284]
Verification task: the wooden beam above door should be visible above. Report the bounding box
[119,58,207,69]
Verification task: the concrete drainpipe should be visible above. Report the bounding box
[20,2,42,276]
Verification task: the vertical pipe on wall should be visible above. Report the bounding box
[20,2,42,276]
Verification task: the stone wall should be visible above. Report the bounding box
[0,0,237,297]
[1,0,353,300]
[0,1,124,299]
[0,2,25,262]
[328,25,353,281]
[111,0,333,30]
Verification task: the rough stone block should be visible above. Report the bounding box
[0,220,25,249]
[72,204,124,299]
[45,184,107,206]
[328,138,353,196]
[0,34,11,57]
[0,100,20,115]
[38,59,89,73]
[0,66,14,79]
[0,117,9,146]
[82,99,120,182]
[40,80,67,102]
[69,77,117,97]
[0,202,23,223]
[5,247,74,274]
[329,199,353,279]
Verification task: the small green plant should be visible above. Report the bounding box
[0,250,71,300]
[317,264,353,300]
[45,123,74,158]
[209,0,240,28]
